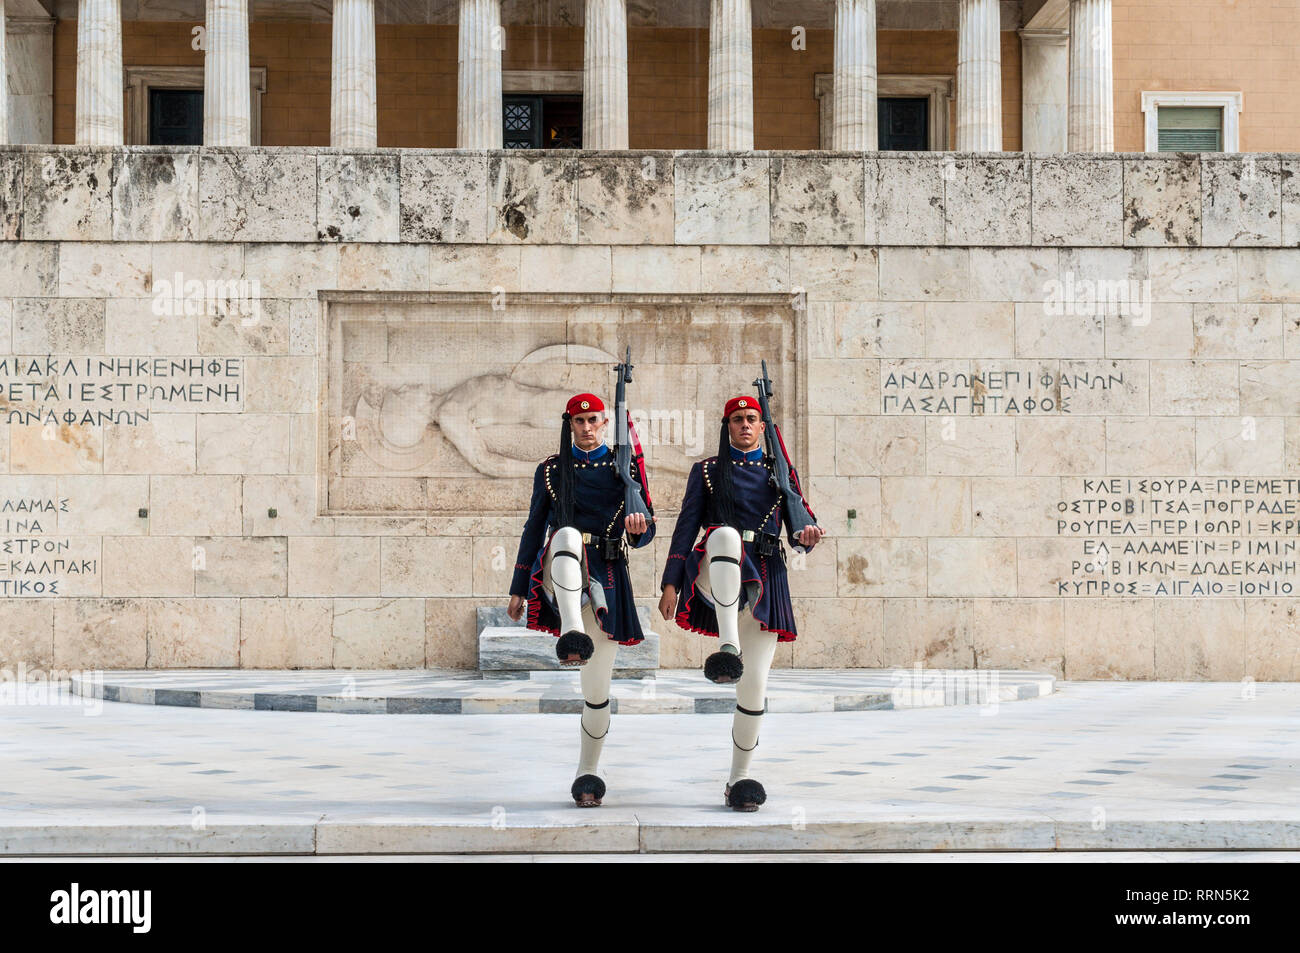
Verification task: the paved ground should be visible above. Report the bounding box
[1,680,1297,856]
[4,852,1296,863]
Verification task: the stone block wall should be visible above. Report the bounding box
[1,145,1299,679]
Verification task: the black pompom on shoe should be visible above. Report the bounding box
[725,779,766,812]
[704,650,744,684]
[571,774,606,807]
[556,631,594,666]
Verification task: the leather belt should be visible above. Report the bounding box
[581,532,627,561]
[743,528,781,556]
[707,526,780,555]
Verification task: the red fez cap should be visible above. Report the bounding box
[565,393,605,417]
[723,396,759,420]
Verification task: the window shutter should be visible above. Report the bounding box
[1157,106,1224,152]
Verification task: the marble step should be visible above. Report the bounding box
[65,668,1057,715]
[4,809,1294,855]
[477,604,655,636]
[478,625,659,674]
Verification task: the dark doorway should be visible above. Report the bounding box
[148,88,204,146]
[503,95,583,149]
[878,96,929,151]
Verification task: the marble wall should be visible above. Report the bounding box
[2,145,1299,680]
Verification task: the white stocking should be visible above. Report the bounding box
[547,526,586,636]
[577,605,618,777]
[704,526,742,654]
[729,612,779,785]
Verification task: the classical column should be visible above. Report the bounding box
[457,0,503,148]
[4,15,55,144]
[583,0,628,149]
[956,0,1001,151]
[832,0,876,150]
[75,0,123,145]
[1068,0,1113,151]
[204,0,251,146]
[1020,29,1067,152]
[0,0,8,146]
[331,0,377,147]
[708,0,753,150]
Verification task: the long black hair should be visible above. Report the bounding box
[556,412,577,527]
[713,418,739,529]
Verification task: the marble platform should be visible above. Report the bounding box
[63,668,1055,715]
[476,607,659,678]
[1,682,1297,855]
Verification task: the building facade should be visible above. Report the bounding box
[0,0,1298,681]
[0,0,1295,152]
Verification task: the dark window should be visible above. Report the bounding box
[878,96,928,151]
[149,88,204,145]
[503,94,582,149]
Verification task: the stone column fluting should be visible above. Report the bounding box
[956,0,1002,151]
[75,0,124,145]
[204,0,251,146]
[0,0,8,146]
[457,0,503,148]
[1068,0,1113,151]
[583,0,628,150]
[832,0,877,151]
[707,0,753,150]
[331,0,377,147]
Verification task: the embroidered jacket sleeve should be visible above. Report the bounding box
[783,463,820,552]
[626,458,657,549]
[509,459,553,597]
[660,460,708,592]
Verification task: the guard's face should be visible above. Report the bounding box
[727,409,764,451]
[571,410,607,450]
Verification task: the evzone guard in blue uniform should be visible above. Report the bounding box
[507,392,655,807]
[658,395,825,812]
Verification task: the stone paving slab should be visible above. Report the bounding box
[0,815,320,856]
[10,851,1299,863]
[1,682,1297,855]
[65,668,1055,715]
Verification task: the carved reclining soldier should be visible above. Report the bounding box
[508,393,655,808]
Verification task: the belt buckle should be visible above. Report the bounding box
[581,532,594,544]
[741,530,756,542]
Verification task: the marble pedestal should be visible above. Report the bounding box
[476,606,660,678]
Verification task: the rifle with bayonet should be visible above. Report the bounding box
[753,359,816,542]
[614,347,652,525]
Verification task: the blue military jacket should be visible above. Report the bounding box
[660,443,817,641]
[509,443,655,644]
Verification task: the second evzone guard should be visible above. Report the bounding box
[508,391,655,808]
[659,389,825,812]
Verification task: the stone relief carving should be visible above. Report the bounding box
[353,343,621,478]
[322,294,799,515]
